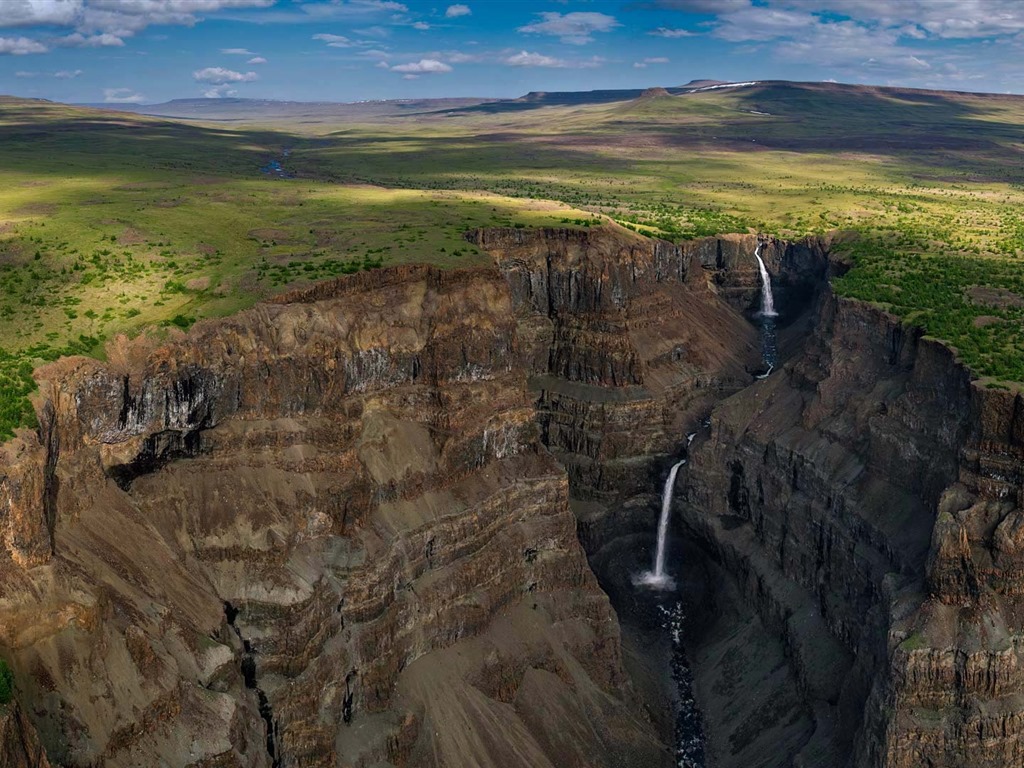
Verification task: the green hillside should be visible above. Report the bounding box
[4,80,1024,435]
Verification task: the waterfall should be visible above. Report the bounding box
[754,241,777,318]
[635,458,687,590]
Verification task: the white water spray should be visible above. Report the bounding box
[635,459,687,590]
[754,241,777,318]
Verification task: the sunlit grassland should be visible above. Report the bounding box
[0,98,595,437]
[4,81,1024,436]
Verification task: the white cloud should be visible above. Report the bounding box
[445,4,470,18]
[391,58,451,73]
[192,65,257,83]
[312,32,351,47]
[14,70,38,77]
[783,1,1024,40]
[713,7,816,42]
[354,24,389,37]
[504,50,564,67]
[247,55,265,63]
[518,11,619,45]
[651,0,748,10]
[297,0,407,20]
[0,0,275,52]
[402,73,417,79]
[446,51,481,63]
[54,68,83,77]
[202,84,236,97]
[634,57,670,68]
[503,50,604,69]
[0,36,47,54]
[0,0,81,28]
[57,32,124,47]
[103,87,145,103]
[649,27,694,38]
[412,20,429,30]
[221,47,254,54]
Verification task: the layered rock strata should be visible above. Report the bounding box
[469,228,829,549]
[679,290,1024,767]
[4,221,1019,768]
[0,262,667,767]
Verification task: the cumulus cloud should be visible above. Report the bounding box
[193,65,257,83]
[57,32,123,47]
[412,21,429,30]
[504,50,564,67]
[690,1,1024,51]
[247,55,265,63]
[103,86,145,103]
[446,51,481,63]
[221,47,254,54]
[445,4,470,18]
[54,68,83,77]
[654,0,1021,85]
[0,0,275,52]
[633,57,670,68]
[297,0,407,19]
[649,27,694,38]
[312,32,352,47]
[518,11,619,45]
[783,1,1024,39]
[0,36,47,54]
[390,58,451,73]
[503,50,604,69]
[202,84,236,97]
[0,0,81,28]
[651,0,749,11]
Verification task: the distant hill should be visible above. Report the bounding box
[81,81,748,121]
[76,96,495,121]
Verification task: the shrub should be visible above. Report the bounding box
[0,658,13,705]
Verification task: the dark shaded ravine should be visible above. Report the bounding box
[548,229,833,767]
[7,226,1024,767]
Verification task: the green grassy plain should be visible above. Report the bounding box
[3,81,1024,435]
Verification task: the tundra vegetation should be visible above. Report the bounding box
[2,81,1024,435]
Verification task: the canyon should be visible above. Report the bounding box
[1,224,1023,767]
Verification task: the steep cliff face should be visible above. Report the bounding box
[0,264,666,767]
[3,221,1017,768]
[469,225,1024,767]
[0,703,51,768]
[469,228,829,546]
[679,289,1024,767]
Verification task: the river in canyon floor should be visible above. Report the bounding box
[592,533,709,767]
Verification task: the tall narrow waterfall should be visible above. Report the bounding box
[636,459,687,590]
[754,241,777,317]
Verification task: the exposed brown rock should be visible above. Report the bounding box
[0,258,670,767]
[0,702,51,768]
[4,221,1021,768]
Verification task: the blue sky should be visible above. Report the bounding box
[2,1,1024,104]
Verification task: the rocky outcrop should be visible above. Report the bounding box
[0,263,667,767]
[675,287,1024,767]
[4,220,1018,768]
[470,224,1024,767]
[0,702,50,768]
[469,228,830,526]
